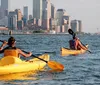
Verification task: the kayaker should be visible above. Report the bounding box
[69,35,88,50]
[0,36,32,58]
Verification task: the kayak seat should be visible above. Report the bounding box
[0,56,22,66]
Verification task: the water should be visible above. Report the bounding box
[0,34,100,85]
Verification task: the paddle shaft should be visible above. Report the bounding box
[22,50,48,63]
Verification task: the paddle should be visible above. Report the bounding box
[0,40,64,71]
[68,29,92,53]
[22,50,64,72]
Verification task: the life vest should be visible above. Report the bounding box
[69,40,76,49]
[4,47,19,57]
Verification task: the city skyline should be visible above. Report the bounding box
[0,0,100,33]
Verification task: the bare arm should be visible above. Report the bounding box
[78,41,88,50]
[0,41,8,51]
[18,49,32,57]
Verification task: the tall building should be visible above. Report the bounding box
[1,0,9,11]
[42,0,51,31]
[1,0,9,18]
[78,20,82,33]
[33,0,43,20]
[56,9,67,26]
[15,9,22,21]
[51,3,56,19]
[23,6,28,21]
[8,11,17,30]
[71,20,79,32]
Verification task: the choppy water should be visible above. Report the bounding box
[0,34,100,85]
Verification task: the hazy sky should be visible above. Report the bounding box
[0,0,100,33]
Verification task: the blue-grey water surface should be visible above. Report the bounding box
[0,34,100,85]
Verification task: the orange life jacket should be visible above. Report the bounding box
[4,49,19,57]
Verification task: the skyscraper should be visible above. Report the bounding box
[1,0,9,11]
[1,0,9,18]
[33,0,43,20]
[23,6,28,21]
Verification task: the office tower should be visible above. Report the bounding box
[78,20,82,33]
[33,0,43,20]
[8,11,17,30]
[42,0,51,31]
[15,9,22,21]
[23,6,28,21]
[71,20,79,32]
[1,0,9,18]
[56,9,67,26]
[1,0,9,11]
[51,3,55,19]
[29,15,33,20]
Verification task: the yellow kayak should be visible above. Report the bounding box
[0,54,50,75]
[61,45,88,56]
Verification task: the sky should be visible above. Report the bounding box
[0,0,100,33]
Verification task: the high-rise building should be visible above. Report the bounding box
[78,20,82,33]
[56,9,67,26]
[0,0,9,18]
[8,11,17,30]
[23,6,28,21]
[1,0,9,11]
[51,3,56,19]
[71,20,79,32]
[42,0,51,31]
[33,0,43,20]
[15,9,22,21]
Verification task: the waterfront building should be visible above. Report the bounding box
[1,0,9,18]
[8,11,17,30]
[15,9,22,21]
[0,16,8,26]
[42,0,51,31]
[56,9,67,26]
[56,9,69,33]
[23,6,28,21]
[17,20,24,30]
[33,0,43,26]
[71,20,79,32]
[51,3,56,19]
[29,15,33,20]
[33,0,43,20]
[78,20,82,33]
[1,0,9,11]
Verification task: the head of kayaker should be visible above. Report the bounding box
[0,36,32,58]
[69,35,88,50]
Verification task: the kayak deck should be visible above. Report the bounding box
[0,54,50,75]
[61,45,88,56]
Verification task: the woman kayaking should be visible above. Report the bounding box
[0,36,32,58]
[69,35,88,50]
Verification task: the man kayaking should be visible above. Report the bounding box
[0,36,32,58]
[69,35,88,50]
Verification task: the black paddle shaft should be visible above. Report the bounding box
[22,50,48,63]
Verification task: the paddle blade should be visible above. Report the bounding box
[47,61,64,72]
[68,29,74,35]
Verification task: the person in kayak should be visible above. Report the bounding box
[0,36,32,58]
[69,35,88,50]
